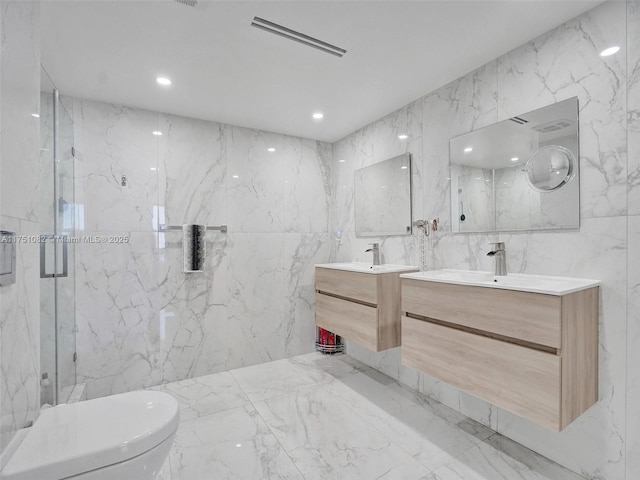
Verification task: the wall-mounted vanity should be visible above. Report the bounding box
[400,269,599,431]
[315,263,418,351]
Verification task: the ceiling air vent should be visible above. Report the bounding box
[509,116,529,125]
[174,0,198,7]
[250,16,347,58]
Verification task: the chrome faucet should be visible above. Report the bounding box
[365,243,381,266]
[487,242,507,276]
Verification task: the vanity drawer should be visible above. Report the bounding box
[316,267,378,305]
[402,279,561,348]
[316,292,378,351]
[402,316,561,430]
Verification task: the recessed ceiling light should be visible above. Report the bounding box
[267,147,276,152]
[398,134,409,140]
[232,175,239,179]
[152,131,163,136]
[312,112,324,120]
[31,113,40,118]
[338,159,346,163]
[511,157,519,162]
[150,167,157,171]
[156,76,172,86]
[600,46,620,57]
[401,166,408,170]
[464,147,473,153]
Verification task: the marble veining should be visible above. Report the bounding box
[153,353,586,480]
[627,215,640,480]
[0,1,41,224]
[0,219,40,452]
[331,3,633,479]
[0,0,41,455]
[158,113,227,227]
[11,2,635,478]
[629,1,640,216]
[497,1,628,220]
[283,138,332,233]
[72,98,334,399]
[422,61,499,235]
[72,99,160,232]
[226,127,285,233]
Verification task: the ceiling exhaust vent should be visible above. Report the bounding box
[250,16,347,58]
[531,119,573,133]
[509,116,529,125]
[174,0,198,7]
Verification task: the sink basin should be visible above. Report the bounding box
[400,269,599,295]
[315,262,419,275]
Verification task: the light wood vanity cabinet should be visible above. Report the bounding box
[401,278,599,431]
[315,266,417,351]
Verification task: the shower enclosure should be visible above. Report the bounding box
[39,67,77,405]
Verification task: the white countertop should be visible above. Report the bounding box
[315,262,419,275]
[400,269,600,296]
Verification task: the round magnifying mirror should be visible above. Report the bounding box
[525,145,575,192]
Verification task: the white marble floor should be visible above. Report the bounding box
[150,352,585,480]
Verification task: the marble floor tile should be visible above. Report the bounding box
[148,371,250,422]
[322,369,493,471]
[253,385,433,480]
[156,353,586,480]
[169,404,304,480]
[432,435,585,480]
[287,351,372,384]
[229,357,320,403]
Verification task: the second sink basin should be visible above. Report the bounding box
[400,269,599,295]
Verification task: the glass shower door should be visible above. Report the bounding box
[39,67,77,405]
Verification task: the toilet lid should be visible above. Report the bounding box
[2,390,180,480]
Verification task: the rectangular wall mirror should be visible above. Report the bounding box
[450,97,579,233]
[355,154,412,237]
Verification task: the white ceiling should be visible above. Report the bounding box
[41,0,602,143]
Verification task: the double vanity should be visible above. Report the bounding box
[315,263,599,431]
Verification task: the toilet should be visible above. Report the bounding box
[1,390,179,480]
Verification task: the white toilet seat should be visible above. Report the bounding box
[1,390,179,480]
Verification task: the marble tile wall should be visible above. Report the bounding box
[0,0,41,455]
[70,98,333,399]
[332,2,636,478]
[627,2,640,479]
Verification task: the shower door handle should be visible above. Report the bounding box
[40,234,68,278]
